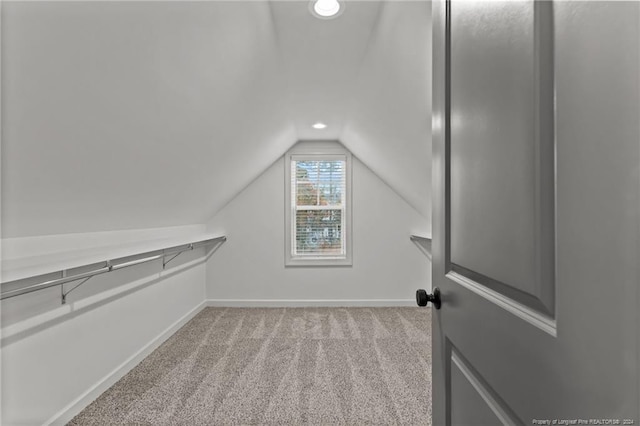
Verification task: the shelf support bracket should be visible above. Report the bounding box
[61,276,92,305]
[163,244,193,269]
[61,261,112,304]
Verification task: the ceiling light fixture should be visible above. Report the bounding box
[310,0,342,19]
[312,122,327,129]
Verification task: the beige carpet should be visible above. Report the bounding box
[70,307,432,425]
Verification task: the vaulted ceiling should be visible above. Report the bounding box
[1,0,431,238]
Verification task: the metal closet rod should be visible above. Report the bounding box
[0,236,226,301]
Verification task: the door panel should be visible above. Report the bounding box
[450,347,519,426]
[450,0,536,297]
[449,0,555,316]
[450,362,502,426]
[432,1,639,424]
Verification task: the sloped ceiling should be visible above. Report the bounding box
[341,1,432,220]
[1,0,431,238]
[269,0,382,140]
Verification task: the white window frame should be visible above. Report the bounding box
[285,142,352,266]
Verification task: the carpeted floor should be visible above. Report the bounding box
[69,307,432,425]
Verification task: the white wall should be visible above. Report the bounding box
[0,226,212,425]
[1,2,4,417]
[205,152,431,305]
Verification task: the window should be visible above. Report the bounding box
[285,143,352,266]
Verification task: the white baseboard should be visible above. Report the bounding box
[44,300,207,426]
[205,299,415,307]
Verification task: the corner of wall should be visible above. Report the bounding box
[202,147,431,305]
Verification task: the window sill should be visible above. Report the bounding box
[285,257,352,267]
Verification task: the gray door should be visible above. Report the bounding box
[431,1,639,424]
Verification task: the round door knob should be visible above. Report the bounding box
[416,288,441,309]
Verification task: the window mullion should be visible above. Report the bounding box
[296,205,342,210]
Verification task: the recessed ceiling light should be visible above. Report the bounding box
[312,122,327,129]
[310,0,343,19]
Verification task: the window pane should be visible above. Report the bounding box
[295,209,343,255]
[317,161,344,205]
[294,160,344,207]
[295,161,319,206]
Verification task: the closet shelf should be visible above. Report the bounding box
[1,235,226,302]
[410,235,432,260]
